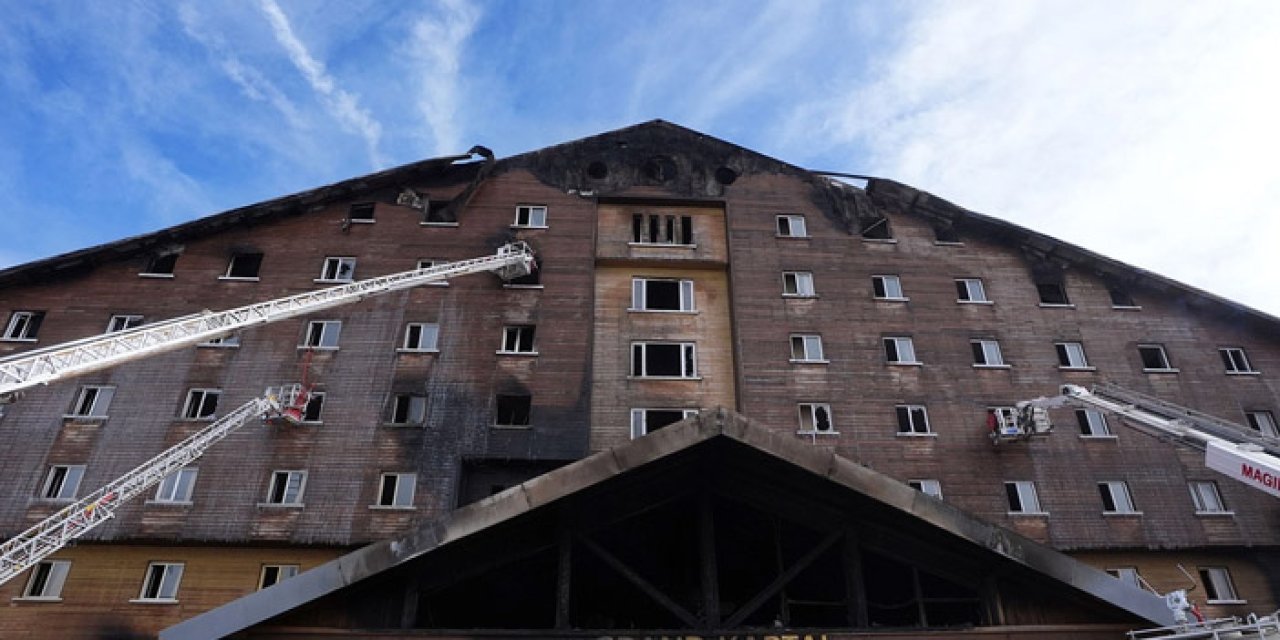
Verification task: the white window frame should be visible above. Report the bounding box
[955,278,989,303]
[106,314,144,333]
[1076,409,1113,438]
[499,325,537,354]
[1199,567,1243,604]
[630,408,699,439]
[513,204,548,228]
[181,388,221,420]
[871,274,906,301]
[1005,480,1045,515]
[908,479,943,499]
[317,257,356,283]
[895,404,932,436]
[301,320,342,350]
[264,470,307,506]
[222,253,263,280]
[789,334,826,363]
[374,472,417,509]
[67,385,115,419]
[782,271,816,297]
[971,339,1006,367]
[41,464,85,500]
[797,403,836,435]
[152,468,198,504]
[387,394,427,426]
[1099,481,1140,515]
[1189,481,1231,515]
[259,564,300,590]
[630,278,696,312]
[198,334,240,348]
[1138,344,1176,372]
[1246,410,1279,437]
[400,322,439,352]
[883,336,919,365]
[3,310,43,341]
[630,342,698,379]
[1056,342,1091,369]
[1220,347,1257,374]
[776,214,808,238]
[134,562,184,602]
[21,559,71,600]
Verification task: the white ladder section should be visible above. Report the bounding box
[0,395,277,586]
[0,242,534,399]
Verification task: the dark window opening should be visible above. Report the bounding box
[389,395,426,424]
[644,280,680,310]
[144,253,179,275]
[1138,345,1171,370]
[644,409,687,433]
[302,394,324,422]
[425,200,455,223]
[348,203,375,221]
[495,394,531,426]
[1036,282,1070,305]
[502,326,536,352]
[4,311,45,340]
[632,343,694,377]
[934,225,961,243]
[860,216,892,240]
[631,213,693,245]
[227,253,263,278]
[1098,485,1118,511]
[1108,286,1136,307]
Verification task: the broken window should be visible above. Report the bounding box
[68,385,115,418]
[425,199,454,223]
[1189,481,1227,514]
[933,225,961,243]
[265,471,306,505]
[495,394,532,426]
[896,405,931,434]
[505,256,542,286]
[1138,344,1173,371]
[908,479,943,499]
[1246,410,1279,437]
[154,468,197,503]
[22,560,70,600]
[1036,282,1070,305]
[402,322,439,351]
[318,257,356,282]
[1198,567,1240,603]
[3,311,44,341]
[1108,286,1137,308]
[971,339,1005,366]
[1099,481,1138,514]
[631,213,693,245]
[348,202,375,222]
[388,394,427,425]
[782,271,816,297]
[1005,480,1042,513]
[259,565,299,590]
[376,472,416,508]
[224,252,263,279]
[776,214,808,238]
[631,342,697,378]
[1220,347,1255,374]
[872,275,905,300]
[300,392,325,422]
[302,320,342,349]
[859,215,892,240]
[1056,342,1089,368]
[955,278,988,303]
[106,314,144,333]
[513,205,547,227]
[631,278,694,311]
[138,563,184,601]
[883,336,918,364]
[629,408,698,438]
[1076,409,1111,437]
[500,325,536,353]
[41,465,85,500]
[141,253,179,276]
[798,403,834,433]
[790,334,825,362]
[181,389,220,420]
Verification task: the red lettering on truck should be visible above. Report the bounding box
[1242,463,1279,489]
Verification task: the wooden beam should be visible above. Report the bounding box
[724,530,841,627]
[577,534,701,628]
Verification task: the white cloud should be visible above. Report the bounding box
[405,0,480,156]
[799,1,1280,316]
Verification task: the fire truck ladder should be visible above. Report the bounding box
[0,242,534,400]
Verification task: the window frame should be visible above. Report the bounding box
[316,256,357,283]
[106,314,145,333]
[970,339,1007,367]
[499,325,537,355]
[197,334,240,348]
[299,392,325,424]
[895,404,933,436]
[374,472,417,509]
[263,470,307,506]
[630,342,698,379]
[152,467,198,504]
[180,388,221,421]
[1076,409,1114,438]
[871,274,907,301]
[513,204,548,228]
[630,278,696,313]
[781,271,816,297]
[797,403,836,435]
[1035,282,1072,306]
[221,252,263,280]
[1137,344,1176,372]
[400,322,440,352]
[3,310,44,341]
[775,214,808,238]
[259,564,300,590]
[20,559,71,600]
[387,394,427,426]
[630,408,699,439]
[1005,480,1045,515]
[908,479,943,499]
[41,464,86,500]
[789,334,827,363]
[347,202,376,223]
[883,336,920,365]
[140,253,179,277]
[955,278,989,304]
[415,259,451,286]
[301,320,342,350]
[1245,410,1279,437]
[67,385,115,419]
[1189,480,1231,515]
[1099,481,1140,515]
[1055,342,1092,369]
[494,394,533,427]
[1199,566,1244,604]
[631,213,694,245]
[134,562,184,603]
[1219,347,1257,375]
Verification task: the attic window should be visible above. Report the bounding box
[348,203,375,223]
[933,225,961,244]
[860,216,893,240]
[425,200,456,224]
[1108,286,1138,308]
[223,253,263,279]
[1036,282,1071,306]
[141,253,179,276]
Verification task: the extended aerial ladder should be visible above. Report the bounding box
[0,242,534,586]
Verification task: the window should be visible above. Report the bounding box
[797,403,835,434]
[416,259,450,286]
[300,392,325,423]
[630,408,698,438]
[860,216,892,240]
[631,278,695,312]
[776,214,808,238]
[302,320,342,349]
[1220,347,1256,374]
[1076,409,1112,437]
[348,202,375,222]
[790,334,826,362]
[106,314,144,333]
[68,385,115,418]
[137,563,184,602]
[1189,481,1229,514]
[908,479,943,499]
[317,257,356,282]
[1199,567,1242,603]
[504,255,542,287]
[883,337,918,364]
[1099,481,1139,514]
[388,394,426,425]
[181,389,220,420]
[1107,567,1143,588]
[1246,410,1279,437]
[971,340,1005,367]
[1056,342,1090,369]
[631,342,697,378]
[265,471,306,505]
[513,204,548,227]
[402,323,439,351]
[142,253,179,276]
[154,468,197,503]
[22,560,70,599]
[224,252,263,279]
[632,213,693,245]
[955,278,988,303]
[259,565,299,590]
[495,394,532,427]
[198,334,240,348]
[3,311,44,340]
[376,472,416,508]
[42,465,85,500]
[896,405,932,435]
[1108,286,1137,308]
[1036,282,1070,305]
[934,225,961,244]
[1138,344,1174,371]
[872,275,905,300]
[500,325,536,354]
[782,271,816,297]
[1005,481,1043,514]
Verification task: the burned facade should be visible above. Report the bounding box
[0,121,1278,638]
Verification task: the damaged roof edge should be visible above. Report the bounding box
[161,408,1173,640]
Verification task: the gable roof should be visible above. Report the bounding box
[162,407,1174,639]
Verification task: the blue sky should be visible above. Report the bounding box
[2,1,1278,315]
